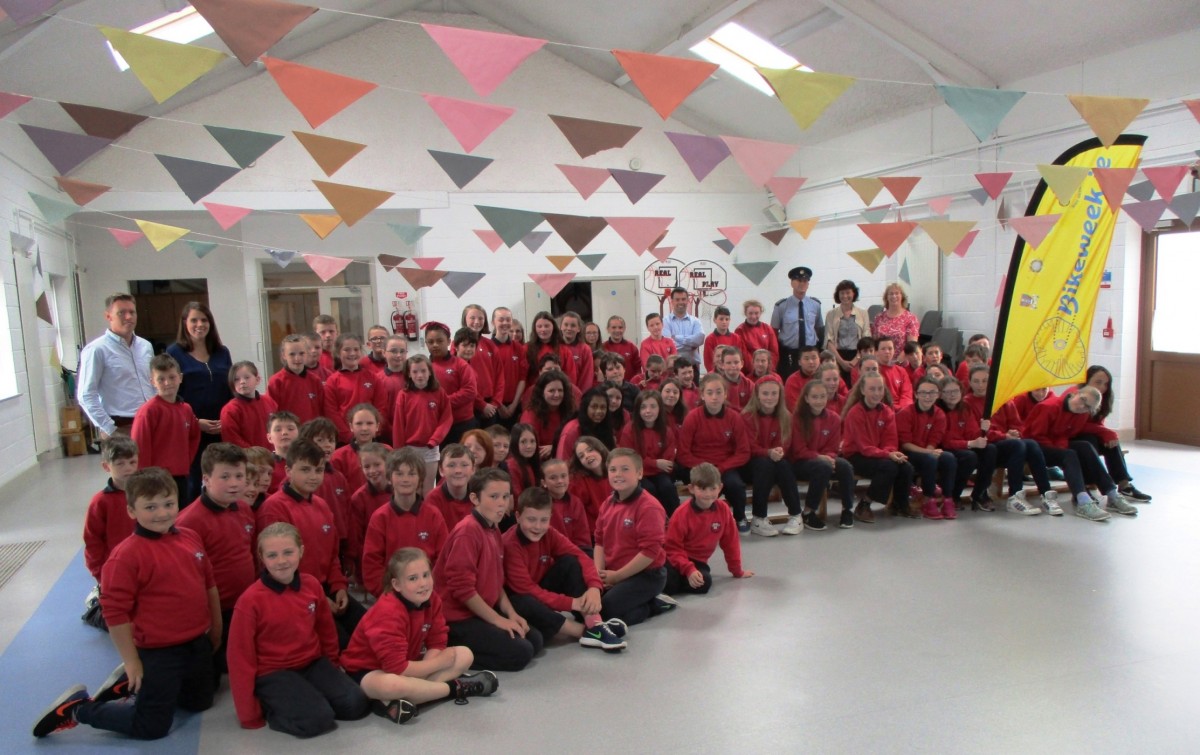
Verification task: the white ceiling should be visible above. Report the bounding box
[1,0,1198,145]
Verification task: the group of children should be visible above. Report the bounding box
[39,305,1150,742]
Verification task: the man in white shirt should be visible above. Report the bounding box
[661,287,705,370]
[76,293,154,438]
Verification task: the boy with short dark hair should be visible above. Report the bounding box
[716,346,752,411]
[83,436,139,591]
[664,463,753,595]
[313,314,339,372]
[596,351,638,411]
[360,324,389,376]
[703,306,741,373]
[265,411,300,494]
[639,312,676,366]
[34,468,221,740]
[297,417,351,554]
[131,354,200,505]
[267,334,325,424]
[425,444,477,530]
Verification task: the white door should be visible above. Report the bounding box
[13,256,55,454]
[522,277,640,336]
[319,286,376,341]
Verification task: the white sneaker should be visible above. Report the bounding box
[1041,490,1064,516]
[1075,500,1111,521]
[1104,491,1138,517]
[781,515,802,535]
[1006,491,1042,516]
[750,517,779,537]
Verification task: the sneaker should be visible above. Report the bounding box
[92,664,132,704]
[580,623,627,652]
[854,501,875,524]
[372,698,417,723]
[1006,492,1042,516]
[452,671,499,705]
[920,496,944,520]
[1119,483,1152,502]
[1104,491,1138,517]
[970,496,995,512]
[32,685,88,737]
[940,498,957,520]
[653,593,679,614]
[1041,490,1064,517]
[1075,500,1111,521]
[750,517,778,537]
[1047,466,1065,481]
[781,515,802,535]
[839,508,854,529]
[603,618,628,638]
[736,518,751,534]
[801,511,826,532]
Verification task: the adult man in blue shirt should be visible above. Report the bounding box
[77,293,154,438]
[770,267,824,380]
[661,286,705,370]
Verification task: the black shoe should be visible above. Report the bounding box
[372,698,417,723]
[92,664,132,704]
[802,510,827,531]
[452,671,498,705]
[32,685,88,737]
[1119,484,1151,502]
[652,593,679,615]
[971,497,995,512]
[839,508,854,529]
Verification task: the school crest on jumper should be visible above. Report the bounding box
[418,531,430,540]
[307,602,316,613]
[622,517,634,527]
[710,522,721,531]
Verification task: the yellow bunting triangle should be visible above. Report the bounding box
[545,255,575,271]
[134,219,189,251]
[1067,94,1149,147]
[1037,164,1091,205]
[293,131,365,176]
[756,68,855,130]
[299,213,342,239]
[919,220,977,253]
[847,248,885,274]
[99,26,229,103]
[845,177,884,205]
[311,180,393,226]
[788,217,818,239]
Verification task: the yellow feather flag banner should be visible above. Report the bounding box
[986,136,1144,417]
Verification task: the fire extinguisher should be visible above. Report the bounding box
[403,303,419,342]
[391,305,404,336]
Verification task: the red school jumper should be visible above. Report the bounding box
[323,367,386,445]
[602,339,641,381]
[432,355,479,425]
[665,497,744,578]
[220,392,278,449]
[176,494,256,611]
[434,511,506,622]
[131,396,200,476]
[677,405,751,474]
[83,480,134,582]
[360,496,448,599]
[593,488,666,573]
[340,590,448,676]
[502,525,602,609]
[266,367,324,425]
[392,387,452,449]
[735,321,780,376]
[256,484,347,594]
[841,401,900,458]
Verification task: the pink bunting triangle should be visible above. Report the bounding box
[857,222,916,256]
[302,253,352,282]
[474,229,504,252]
[529,272,575,297]
[604,217,673,255]
[974,172,1012,200]
[203,201,252,230]
[556,164,609,199]
[107,228,144,248]
[1008,214,1061,249]
[0,91,32,119]
[721,136,798,187]
[422,24,546,98]
[648,246,675,262]
[953,229,979,258]
[927,195,954,215]
[879,176,921,205]
[718,226,750,246]
[765,176,806,204]
[1141,166,1189,203]
[1184,99,1200,125]
[1122,199,1169,231]
[413,257,444,270]
[1093,167,1136,209]
[422,94,514,153]
[995,275,1007,308]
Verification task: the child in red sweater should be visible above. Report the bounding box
[298,418,351,552]
[602,314,642,379]
[221,361,278,449]
[426,444,477,530]
[342,548,496,723]
[426,322,480,445]
[82,435,139,630]
[331,403,387,498]
[896,376,958,520]
[504,488,625,651]
[875,337,914,411]
[639,312,676,366]
[736,299,779,375]
[345,442,393,588]
[559,311,595,392]
[227,522,369,737]
[505,424,541,503]
[359,325,389,376]
[434,468,544,671]
[703,306,741,373]
[361,448,448,599]
[267,334,325,425]
[678,374,750,532]
[790,380,858,530]
[842,374,914,523]
[376,335,408,440]
[132,354,200,506]
[664,463,753,595]
[393,353,452,493]
[716,346,753,411]
[740,375,802,536]
[540,458,592,550]
[520,369,576,461]
[324,334,385,445]
[618,390,680,516]
[568,435,611,533]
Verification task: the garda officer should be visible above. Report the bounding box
[770,266,823,380]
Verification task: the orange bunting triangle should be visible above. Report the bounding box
[1141,165,1190,203]
[293,131,365,176]
[398,268,446,290]
[789,218,818,239]
[756,68,855,131]
[263,57,377,128]
[299,213,342,239]
[134,219,189,251]
[1008,214,1062,249]
[1067,94,1148,147]
[611,49,717,120]
[301,253,352,282]
[879,176,921,205]
[54,176,110,205]
[311,180,393,226]
[847,248,885,274]
[545,255,575,271]
[422,24,545,98]
[98,26,229,103]
[857,221,916,256]
[529,272,575,297]
[919,220,976,253]
[845,177,884,205]
[1093,167,1137,208]
[1036,164,1090,204]
[1183,99,1200,125]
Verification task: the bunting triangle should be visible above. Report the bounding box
[722,136,798,186]
[789,218,818,239]
[847,248,885,274]
[719,226,750,246]
[29,192,81,224]
[291,131,365,176]
[664,131,730,182]
[576,254,606,270]
[733,261,778,286]
[952,229,979,258]
[422,24,545,98]
[186,240,218,259]
[756,68,855,130]
[857,222,916,256]
[423,94,514,153]
[203,201,252,230]
[556,164,610,199]
[879,176,921,205]
[428,150,493,189]
[1183,99,1200,125]
[1008,214,1062,249]
[135,219,189,251]
[377,254,406,272]
[262,56,377,128]
[1122,199,1169,231]
[543,214,608,253]
[155,154,240,203]
[267,249,297,267]
[19,124,110,174]
[99,26,229,103]
[761,228,788,246]
[766,176,806,204]
[898,259,911,285]
[388,223,432,246]
[605,216,673,255]
[299,214,342,239]
[521,231,552,253]
[398,268,446,290]
[712,238,735,254]
[442,271,487,298]
[860,204,892,223]
[919,220,976,253]
[845,177,884,205]
[1169,192,1200,225]
[108,228,144,248]
[974,172,1012,200]
[302,253,352,282]
[927,195,954,215]
[1037,164,1090,204]
[1127,180,1156,202]
[608,169,664,204]
[204,125,284,168]
[968,187,991,205]
[936,85,1025,142]
[412,257,444,271]
[529,272,575,297]
[546,255,575,272]
[549,114,641,158]
[312,180,393,226]
[54,176,110,206]
[0,92,32,119]
[645,246,671,262]
[1141,165,1190,203]
[1,0,57,25]
[476,205,544,248]
[612,49,717,120]
[59,102,147,140]
[473,230,504,252]
[1093,167,1137,208]
[995,275,1008,308]
[189,0,317,66]
[1067,94,1148,147]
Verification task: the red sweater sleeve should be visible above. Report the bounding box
[716,501,744,577]
[227,591,266,729]
[664,507,699,577]
[502,530,573,612]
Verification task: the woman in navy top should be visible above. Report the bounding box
[167,301,232,501]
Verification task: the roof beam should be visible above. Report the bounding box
[612,0,758,86]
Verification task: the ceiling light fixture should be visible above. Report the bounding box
[690,22,808,95]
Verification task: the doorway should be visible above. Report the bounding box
[260,261,375,373]
[523,277,640,337]
[128,279,208,354]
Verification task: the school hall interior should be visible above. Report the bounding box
[1,0,1199,751]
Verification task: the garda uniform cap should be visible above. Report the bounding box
[788,266,812,281]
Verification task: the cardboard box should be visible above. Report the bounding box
[62,430,87,457]
[60,406,83,432]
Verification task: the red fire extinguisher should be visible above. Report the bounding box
[391,306,404,336]
[403,303,419,342]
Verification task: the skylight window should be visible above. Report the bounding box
[691,22,808,95]
[107,6,214,71]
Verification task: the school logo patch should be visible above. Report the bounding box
[418,531,430,541]
[428,401,437,410]
[307,602,316,614]
[821,429,831,437]
[307,392,317,400]
[335,487,345,497]
[194,551,205,561]
[924,423,932,430]
[564,516,574,524]
[723,430,732,438]
[243,523,254,534]
[363,381,373,389]
[711,522,721,532]
[322,524,332,534]
[622,517,634,528]
[539,554,551,563]
[877,420,885,427]
[444,368,455,376]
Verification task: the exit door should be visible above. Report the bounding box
[523,277,640,337]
